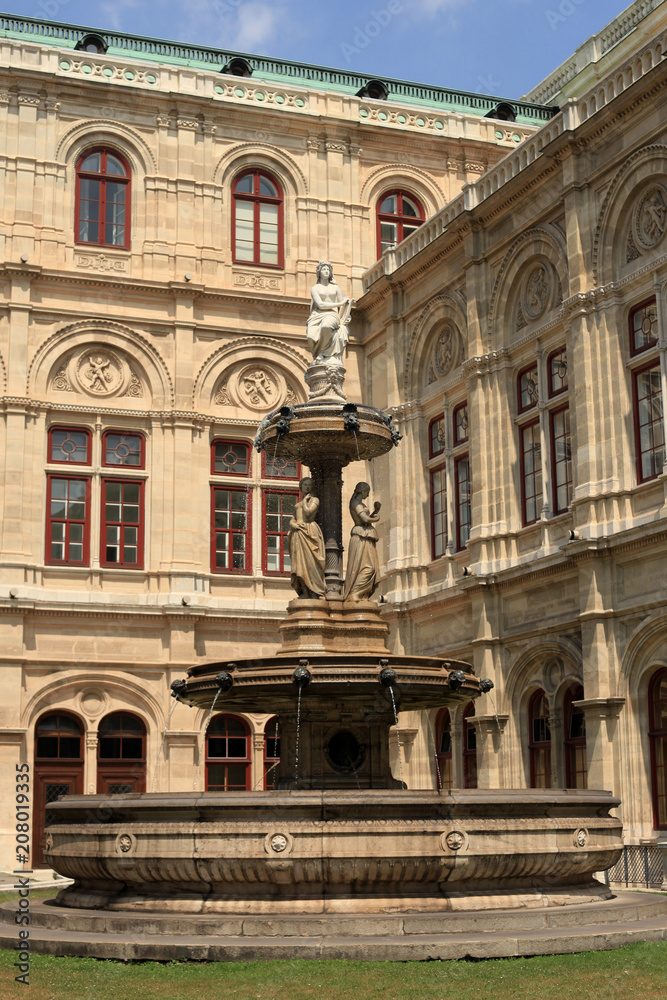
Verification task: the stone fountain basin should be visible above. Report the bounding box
[45,789,622,914]
[259,402,395,465]
[183,653,479,712]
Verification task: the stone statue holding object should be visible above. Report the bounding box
[304,262,354,400]
[343,482,381,602]
[288,477,326,599]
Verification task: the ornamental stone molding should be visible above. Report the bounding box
[193,336,309,410]
[74,253,129,274]
[233,271,283,292]
[488,228,567,343]
[404,291,467,396]
[55,119,157,174]
[214,142,307,195]
[213,361,299,412]
[426,323,462,385]
[359,162,442,213]
[635,183,667,250]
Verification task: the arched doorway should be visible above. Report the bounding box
[435,708,453,790]
[649,667,667,830]
[33,712,84,868]
[529,690,552,788]
[462,702,477,788]
[97,712,147,794]
[205,714,251,791]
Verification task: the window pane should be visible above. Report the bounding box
[214,442,249,475]
[123,483,140,504]
[380,195,397,214]
[258,175,277,196]
[79,179,100,200]
[401,196,419,217]
[235,174,253,193]
[105,154,126,176]
[80,153,101,172]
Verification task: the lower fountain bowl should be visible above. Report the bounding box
[45,788,622,914]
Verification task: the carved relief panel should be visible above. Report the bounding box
[426,324,463,385]
[213,361,298,411]
[515,260,561,333]
[50,345,144,399]
[626,183,667,262]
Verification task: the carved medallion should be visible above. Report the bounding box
[45,832,54,853]
[215,362,300,410]
[264,831,293,855]
[427,324,460,384]
[574,828,588,849]
[68,346,135,399]
[442,829,467,852]
[635,185,667,250]
[239,366,276,408]
[523,264,550,321]
[115,832,137,854]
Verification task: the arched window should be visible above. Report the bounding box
[435,708,453,790]
[33,712,84,867]
[264,716,281,790]
[75,148,131,249]
[97,712,146,794]
[462,702,477,788]
[376,190,424,257]
[563,684,587,789]
[206,715,251,791]
[529,690,551,788]
[232,169,283,268]
[649,668,667,830]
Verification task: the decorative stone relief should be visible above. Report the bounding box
[523,263,550,321]
[427,323,461,384]
[574,828,588,848]
[115,832,137,855]
[240,367,277,408]
[77,688,107,719]
[44,833,53,853]
[626,230,642,263]
[65,345,141,399]
[264,831,293,855]
[74,253,128,274]
[51,362,74,392]
[635,184,667,250]
[214,362,299,410]
[214,378,230,405]
[233,271,283,291]
[441,829,468,852]
[122,367,144,398]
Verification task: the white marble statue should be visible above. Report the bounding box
[306,262,353,365]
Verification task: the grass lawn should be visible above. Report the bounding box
[0,940,666,1000]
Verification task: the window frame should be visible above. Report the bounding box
[517,362,539,415]
[210,439,252,478]
[100,476,145,569]
[632,358,665,485]
[563,684,587,790]
[75,146,131,251]
[649,667,667,831]
[205,714,251,792]
[547,345,568,399]
[47,426,92,466]
[528,689,552,789]
[45,474,91,567]
[549,403,572,515]
[210,483,252,575]
[429,462,448,561]
[429,413,446,459]
[453,402,469,445]
[262,488,298,576]
[231,168,284,270]
[629,297,659,358]
[97,711,146,762]
[455,453,471,552]
[519,417,543,526]
[262,450,301,481]
[376,188,425,258]
[101,430,146,470]
[34,711,84,762]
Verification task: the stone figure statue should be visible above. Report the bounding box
[343,482,381,602]
[306,262,353,365]
[288,477,326,599]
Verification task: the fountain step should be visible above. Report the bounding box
[1,894,666,961]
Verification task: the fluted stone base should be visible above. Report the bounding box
[278,599,389,655]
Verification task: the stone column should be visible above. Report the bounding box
[470,714,509,789]
[573,697,625,796]
[309,457,344,598]
[165,732,199,791]
[85,732,98,795]
[252,733,265,792]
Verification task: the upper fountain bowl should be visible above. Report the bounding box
[257,402,399,467]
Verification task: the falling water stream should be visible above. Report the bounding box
[486,690,506,769]
[293,686,302,784]
[388,685,405,787]
[352,430,361,463]
[425,710,442,789]
[193,689,221,791]
[151,697,178,793]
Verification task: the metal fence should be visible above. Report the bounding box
[603,845,665,888]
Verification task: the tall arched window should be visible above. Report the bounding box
[33,712,84,867]
[529,690,551,788]
[205,714,251,791]
[435,708,453,790]
[75,148,131,249]
[563,684,587,789]
[232,169,283,268]
[462,702,477,788]
[97,712,146,794]
[376,190,424,257]
[264,716,281,790]
[649,668,667,830]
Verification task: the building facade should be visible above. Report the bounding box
[0,2,666,871]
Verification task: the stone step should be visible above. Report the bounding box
[0,894,665,960]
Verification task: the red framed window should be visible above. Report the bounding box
[377,190,424,257]
[101,478,144,568]
[528,690,551,788]
[429,414,445,458]
[205,715,251,791]
[211,486,251,573]
[455,455,471,551]
[75,147,131,249]
[518,363,539,413]
[633,362,665,483]
[629,298,658,356]
[35,712,83,760]
[263,490,297,574]
[46,476,90,565]
[264,716,281,790]
[550,405,572,514]
[262,451,300,480]
[520,419,543,525]
[563,684,587,789]
[463,702,477,789]
[435,708,453,791]
[232,169,283,268]
[211,440,251,477]
[453,402,469,445]
[97,712,146,794]
[430,464,447,560]
[547,346,568,397]
[48,427,91,465]
[102,431,145,469]
[649,668,667,829]
[33,712,84,868]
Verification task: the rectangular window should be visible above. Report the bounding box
[380,220,398,255]
[453,402,469,444]
[259,202,279,265]
[263,451,300,480]
[429,414,445,458]
[103,431,144,468]
[550,406,572,514]
[48,427,91,465]
[263,491,297,574]
[430,465,447,559]
[630,298,658,356]
[634,362,665,482]
[212,486,250,573]
[101,479,144,568]
[520,420,543,525]
[211,440,250,476]
[46,476,90,565]
[234,200,255,262]
[518,363,539,413]
[547,346,568,397]
[455,455,471,550]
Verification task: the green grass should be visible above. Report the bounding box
[1,941,666,1000]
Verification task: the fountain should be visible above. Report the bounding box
[7,262,651,961]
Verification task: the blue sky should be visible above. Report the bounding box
[4,0,635,99]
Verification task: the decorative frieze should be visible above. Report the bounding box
[233,271,283,292]
[74,253,129,274]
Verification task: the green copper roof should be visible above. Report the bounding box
[0,13,557,124]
